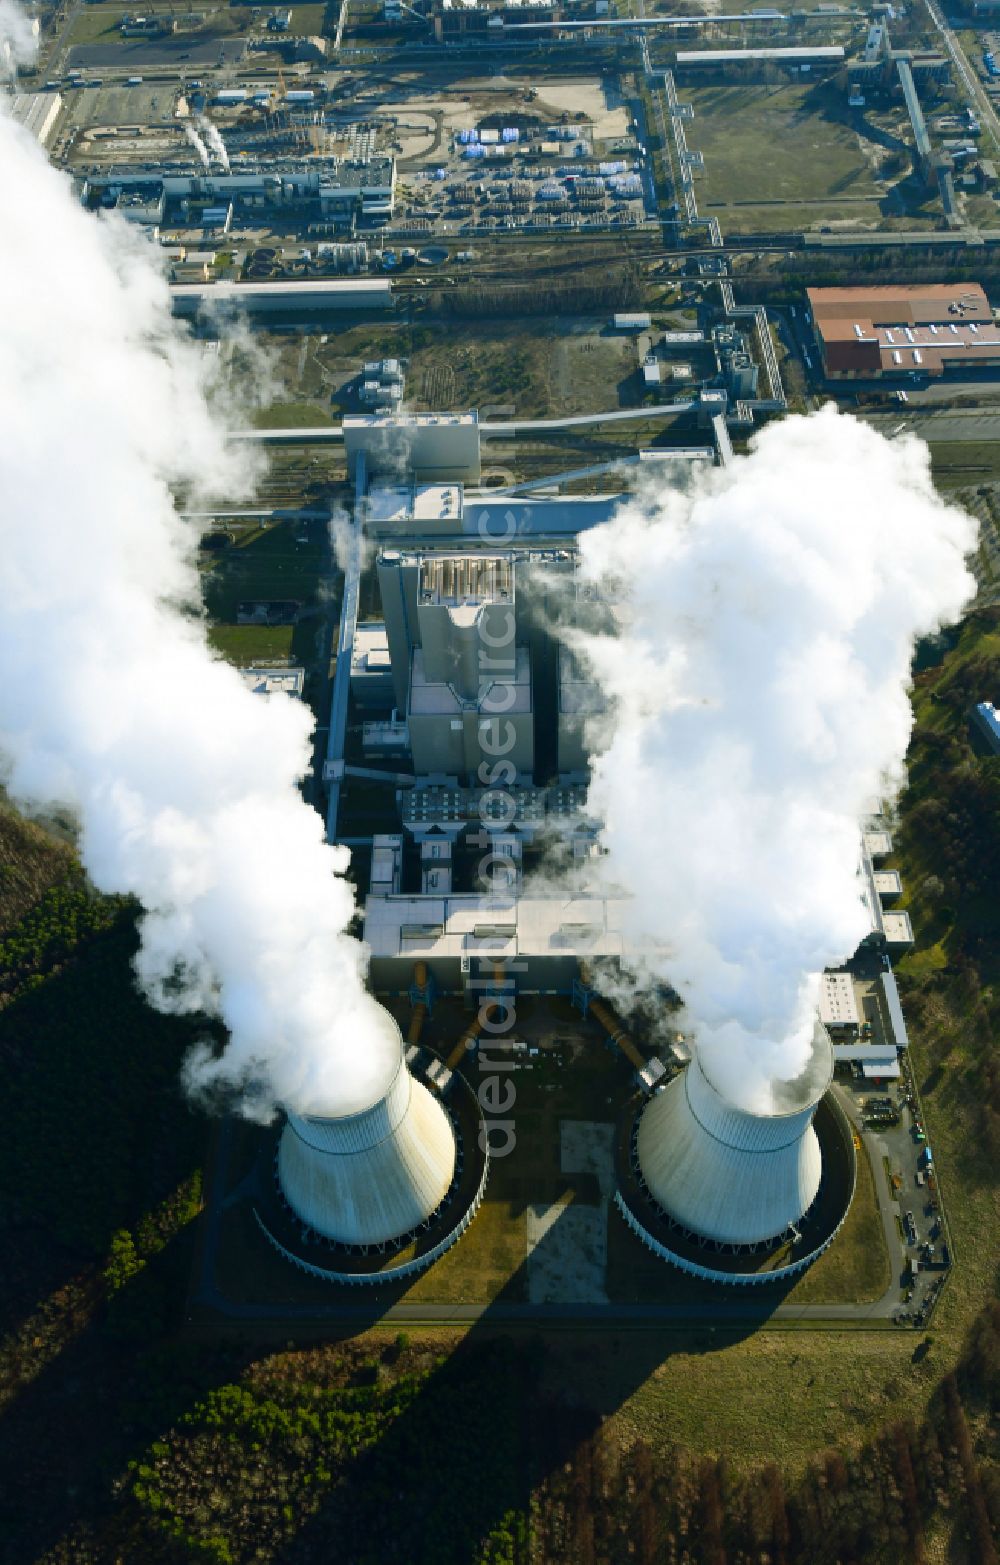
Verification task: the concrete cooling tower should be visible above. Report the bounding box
[635,1020,834,1249]
[277,1006,457,1249]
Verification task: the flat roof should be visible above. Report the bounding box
[677,45,845,61]
[831,1043,899,1061]
[238,666,305,696]
[366,484,465,527]
[170,278,392,300]
[364,893,626,960]
[864,829,893,858]
[862,1057,901,1078]
[809,284,995,374]
[819,971,860,1028]
[808,285,991,323]
[880,969,910,1049]
[882,911,915,945]
[351,621,391,672]
[10,92,62,147]
[873,870,903,894]
[410,645,530,715]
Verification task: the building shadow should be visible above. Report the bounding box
[264,1222,782,1565]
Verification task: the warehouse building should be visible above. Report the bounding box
[171,278,393,318]
[8,91,62,149]
[375,551,534,779]
[806,284,998,378]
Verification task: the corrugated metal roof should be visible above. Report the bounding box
[879,969,910,1049]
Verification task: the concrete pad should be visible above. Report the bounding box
[526,1198,608,1304]
[560,1119,614,1196]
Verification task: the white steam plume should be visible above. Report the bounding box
[197,114,231,173]
[0,71,396,1121]
[0,0,35,77]
[570,407,976,1112]
[185,122,211,171]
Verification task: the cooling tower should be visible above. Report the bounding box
[635,1020,834,1248]
[277,1006,457,1248]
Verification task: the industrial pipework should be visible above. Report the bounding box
[576,963,646,1072]
[407,960,430,1047]
[446,963,509,1070]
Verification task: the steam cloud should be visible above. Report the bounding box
[0,0,34,77]
[185,122,211,171]
[0,70,396,1121]
[571,407,976,1111]
[197,115,231,174]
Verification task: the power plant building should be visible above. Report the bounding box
[81,159,397,231]
[345,413,482,484]
[364,891,627,994]
[375,550,534,779]
[557,644,607,776]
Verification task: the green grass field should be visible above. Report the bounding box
[685,80,935,234]
[208,623,296,664]
[284,3,328,36]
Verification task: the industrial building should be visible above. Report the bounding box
[80,158,397,233]
[806,284,998,379]
[8,91,62,149]
[366,890,626,994]
[171,277,393,318]
[858,822,914,954]
[379,551,535,780]
[298,404,915,1289]
[345,413,482,484]
[675,45,846,73]
[238,666,305,698]
[820,968,909,1080]
[433,0,560,41]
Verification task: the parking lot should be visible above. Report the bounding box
[838,1053,952,1326]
